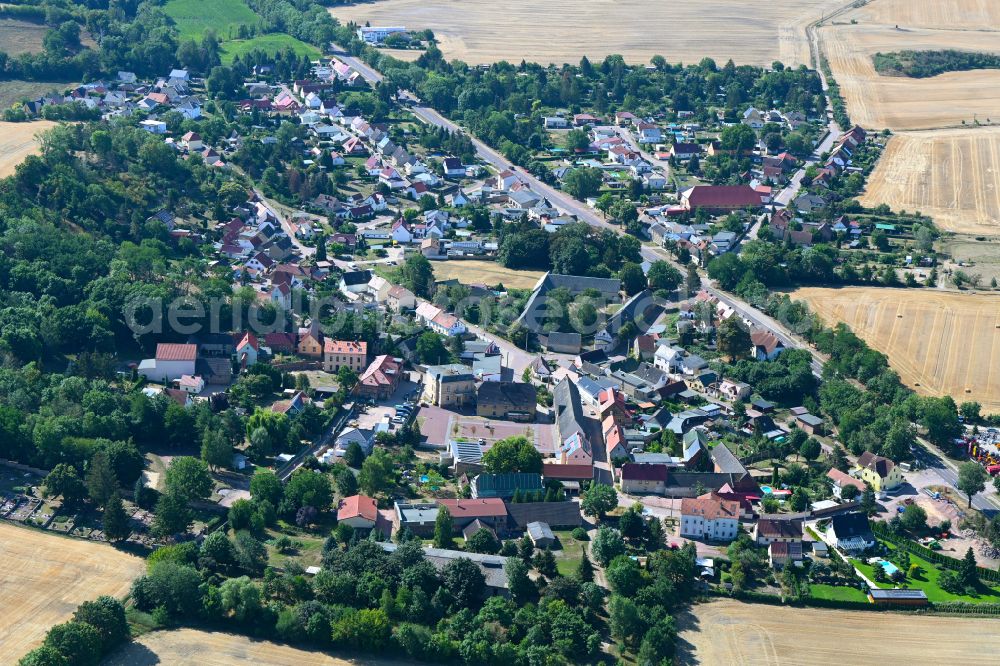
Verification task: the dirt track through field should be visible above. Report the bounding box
[105,628,415,665]
[0,120,56,179]
[794,287,1000,412]
[679,599,1000,665]
[0,522,145,662]
[333,0,835,67]
[860,127,1000,235]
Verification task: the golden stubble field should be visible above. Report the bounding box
[105,628,415,665]
[794,286,1000,411]
[333,0,835,67]
[859,127,1000,236]
[822,0,1000,234]
[851,0,1000,30]
[679,599,1000,664]
[0,120,56,179]
[432,259,545,290]
[0,522,146,662]
[819,23,1000,131]
[0,18,49,56]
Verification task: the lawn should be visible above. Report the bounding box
[553,529,586,576]
[164,0,258,42]
[853,540,1000,603]
[221,34,321,64]
[264,523,329,569]
[808,583,869,602]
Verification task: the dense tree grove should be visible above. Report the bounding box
[498,220,641,276]
[117,533,696,664]
[0,0,339,82]
[873,49,1000,79]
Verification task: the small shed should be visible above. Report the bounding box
[795,412,824,435]
[868,588,928,607]
[526,521,556,548]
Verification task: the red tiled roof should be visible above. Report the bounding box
[338,494,378,522]
[324,339,367,355]
[681,496,740,521]
[360,355,401,387]
[156,343,197,362]
[237,331,258,351]
[750,330,783,354]
[827,467,865,490]
[437,498,507,519]
[683,185,761,209]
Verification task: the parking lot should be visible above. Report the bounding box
[354,378,421,431]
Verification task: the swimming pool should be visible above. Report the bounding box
[760,485,774,494]
[881,561,900,576]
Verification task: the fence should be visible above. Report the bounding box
[871,521,1000,583]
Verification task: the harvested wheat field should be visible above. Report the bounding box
[0,522,146,662]
[0,18,49,56]
[852,0,1000,31]
[0,120,56,179]
[432,259,545,290]
[333,0,832,67]
[794,287,1000,411]
[105,628,414,666]
[860,128,1000,235]
[819,23,1000,130]
[679,599,1000,665]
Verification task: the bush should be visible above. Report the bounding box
[571,527,589,541]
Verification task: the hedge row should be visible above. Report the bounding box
[0,5,45,20]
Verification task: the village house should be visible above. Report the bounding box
[856,451,903,492]
[476,382,537,421]
[437,498,508,533]
[139,343,198,383]
[680,185,762,213]
[386,285,417,312]
[754,517,803,546]
[357,355,403,400]
[750,329,786,361]
[827,468,866,498]
[827,511,875,552]
[337,494,379,533]
[620,463,669,495]
[679,496,741,542]
[423,364,477,408]
[297,323,324,358]
[323,340,368,374]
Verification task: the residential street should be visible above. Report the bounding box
[333,43,1000,515]
[772,127,843,208]
[337,44,831,380]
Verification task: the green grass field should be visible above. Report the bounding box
[553,529,586,576]
[164,0,258,42]
[808,583,869,602]
[221,34,321,64]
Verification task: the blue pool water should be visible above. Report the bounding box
[881,561,900,576]
[760,485,774,494]
[419,475,429,483]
